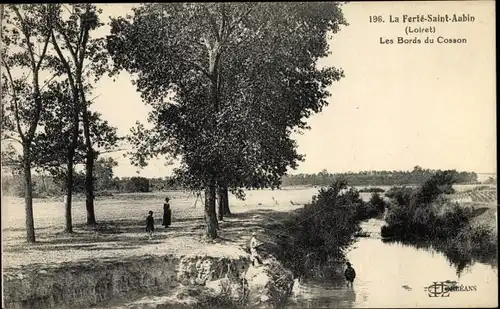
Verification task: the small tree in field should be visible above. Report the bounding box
[94,157,119,192]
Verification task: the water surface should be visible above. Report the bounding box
[287,219,498,308]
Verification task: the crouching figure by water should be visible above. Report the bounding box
[250,232,264,266]
[345,262,356,288]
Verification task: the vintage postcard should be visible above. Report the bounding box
[1,1,497,308]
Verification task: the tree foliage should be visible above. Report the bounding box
[107,3,346,237]
[382,170,470,240]
[108,3,345,189]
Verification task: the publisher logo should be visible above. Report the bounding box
[425,281,477,297]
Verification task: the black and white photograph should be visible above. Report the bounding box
[1,2,497,308]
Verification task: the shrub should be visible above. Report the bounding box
[369,192,387,214]
[385,186,415,206]
[438,224,498,275]
[276,179,362,279]
[381,171,495,272]
[383,197,473,240]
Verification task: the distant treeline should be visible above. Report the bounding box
[281,167,479,187]
[1,166,480,198]
[1,175,182,198]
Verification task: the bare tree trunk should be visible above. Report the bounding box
[22,149,36,243]
[79,66,96,225]
[77,57,97,225]
[64,157,74,233]
[222,186,231,216]
[204,184,218,239]
[84,145,96,225]
[217,187,224,222]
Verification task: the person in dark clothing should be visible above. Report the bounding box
[162,197,172,227]
[146,210,155,239]
[344,262,356,288]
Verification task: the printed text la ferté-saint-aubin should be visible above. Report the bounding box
[370,14,475,45]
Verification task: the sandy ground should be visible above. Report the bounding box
[2,189,312,271]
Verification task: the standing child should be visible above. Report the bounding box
[344,262,356,288]
[146,210,155,239]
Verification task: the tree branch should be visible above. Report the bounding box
[205,6,220,42]
[77,4,92,73]
[39,72,58,91]
[81,59,92,75]
[12,6,36,71]
[77,23,89,74]
[35,33,51,72]
[88,93,101,102]
[62,4,73,16]
[55,22,78,65]
[51,29,81,151]
[2,58,26,142]
[1,134,23,144]
[99,148,132,155]
[75,21,84,57]
[220,4,226,41]
[51,31,77,93]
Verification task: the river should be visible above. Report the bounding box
[286,219,498,308]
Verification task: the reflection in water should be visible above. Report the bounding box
[381,238,498,278]
[287,280,358,308]
[284,220,498,308]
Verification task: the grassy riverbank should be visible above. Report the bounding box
[380,174,497,273]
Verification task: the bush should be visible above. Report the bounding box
[369,192,387,214]
[384,186,415,206]
[437,224,498,275]
[381,171,496,271]
[276,179,362,279]
[383,196,473,240]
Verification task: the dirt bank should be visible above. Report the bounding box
[3,255,180,309]
[2,210,297,309]
[3,244,294,309]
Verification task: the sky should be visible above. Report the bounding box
[88,2,496,178]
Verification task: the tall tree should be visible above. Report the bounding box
[108,3,346,239]
[50,4,114,225]
[1,4,56,242]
